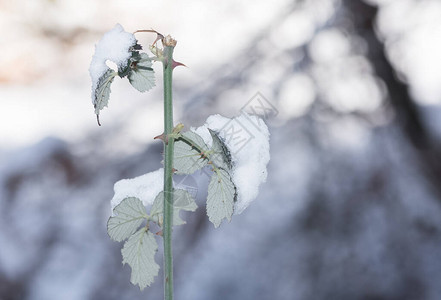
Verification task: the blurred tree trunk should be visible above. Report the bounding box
[345,0,441,200]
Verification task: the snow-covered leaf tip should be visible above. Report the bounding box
[121,228,160,290]
[107,197,148,242]
[150,189,198,226]
[207,169,236,228]
[128,53,155,92]
[174,131,210,174]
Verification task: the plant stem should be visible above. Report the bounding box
[162,44,175,300]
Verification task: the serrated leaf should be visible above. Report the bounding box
[128,53,155,92]
[174,131,210,174]
[121,228,160,290]
[107,197,148,242]
[207,169,236,228]
[94,68,117,117]
[208,129,233,171]
[150,189,198,226]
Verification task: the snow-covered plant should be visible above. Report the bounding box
[89,24,270,299]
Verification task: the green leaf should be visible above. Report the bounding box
[107,197,148,242]
[94,68,117,118]
[150,189,198,226]
[174,131,210,174]
[128,53,155,92]
[207,169,236,228]
[121,228,160,290]
[208,129,233,171]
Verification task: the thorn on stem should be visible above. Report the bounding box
[172,60,187,69]
[172,168,178,173]
[156,230,163,236]
[154,133,168,144]
[153,133,164,140]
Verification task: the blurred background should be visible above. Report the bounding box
[1,0,441,299]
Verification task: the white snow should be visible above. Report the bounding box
[192,113,271,214]
[111,168,164,213]
[89,24,136,104]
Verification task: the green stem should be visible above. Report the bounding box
[162,45,175,300]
